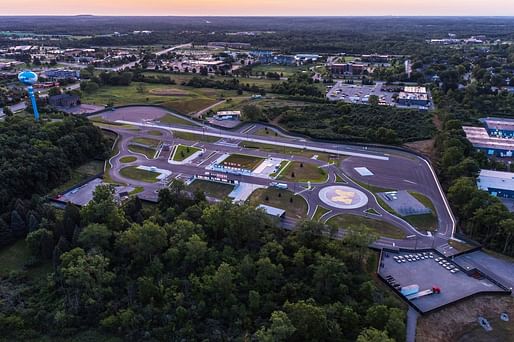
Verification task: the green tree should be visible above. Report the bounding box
[242,104,263,121]
[255,311,296,341]
[26,228,54,259]
[356,328,394,342]
[78,223,111,251]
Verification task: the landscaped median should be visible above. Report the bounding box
[170,144,202,162]
[119,166,161,183]
[128,137,161,159]
[247,188,308,219]
[277,161,328,183]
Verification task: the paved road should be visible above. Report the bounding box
[100,107,457,252]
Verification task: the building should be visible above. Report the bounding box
[257,54,296,65]
[294,54,321,62]
[257,204,286,218]
[361,54,390,63]
[463,126,514,157]
[49,94,80,108]
[44,69,80,80]
[397,86,430,107]
[214,111,241,121]
[477,169,514,198]
[481,117,514,138]
[330,63,365,76]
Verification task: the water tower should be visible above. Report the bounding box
[18,70,40,121]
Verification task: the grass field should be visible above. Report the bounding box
[253,127,293,140]
[407,192,438,232]
[120,156,137,163]
[128,144,156,159]
[251,64,310,77]
[221,153,265,171]
[173,131,220,143]
[247,188,308,219]
[120,166,160,183]
[457,318,514,342]
[49,160,104,196]
[188,179,235,198]
[0,240,52,279]
[240,141,333,162]
[131,137,160,148]
[278,161,328,183]
[327,214,406,239]
[172,144,201,161]
[158,113,199,126]
[81,82,221,115]
[312,205,331,222]
[147,130,163,136]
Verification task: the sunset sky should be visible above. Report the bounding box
[2,0,514,16]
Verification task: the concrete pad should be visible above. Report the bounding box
[355,166,374,176]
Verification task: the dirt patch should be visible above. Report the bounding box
[416,295,514,342]
[149,88,190,96]
[405,139,435,159]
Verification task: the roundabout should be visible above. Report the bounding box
[318,185,368,209]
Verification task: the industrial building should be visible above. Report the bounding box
[481,117,514,138]
[477,169,514,198]
[397,86,430,107]
[49,94,80,108]
[330,63,365,76]
[44,69,80,80]
[463,126,514,157]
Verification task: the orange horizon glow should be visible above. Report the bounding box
[2,0,514,16]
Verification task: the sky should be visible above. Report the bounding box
[2,0,514,16]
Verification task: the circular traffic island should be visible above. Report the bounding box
[318,185,368,210]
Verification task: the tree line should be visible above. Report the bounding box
[0,183,406,341]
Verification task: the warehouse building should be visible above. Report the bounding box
[477,169,514,198]
[463,126,514,157]
[481,117,514,138]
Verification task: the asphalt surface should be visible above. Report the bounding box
[98,106,458,254]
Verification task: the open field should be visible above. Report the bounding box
[407,192,438,232]
[222,153,265,171]
[241,141,333,162]
[128,144,156,159]
[173,130,220,142]
[251,64,310,77]
[247,188,308,219]
[327,214,407,239]
[158,113,198,126]
[188,179,234,198]
[49,160,104,196]
[0,240,52,280]
[131,137,160,148]
[82,82,221,115]
[120,166,160,183]
[278,161,328,183]
[173,144,201,161]
[120,156,137,163]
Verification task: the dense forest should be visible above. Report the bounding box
[265,102,435,144]
[0,116,109,248]
[0,184,405,341]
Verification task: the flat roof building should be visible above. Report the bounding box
[481,117,514,138]
[404,86,427,94]
[257,204,286,218]
[463,126,514,157]
[477,169,514,198]
[214,110,241,121]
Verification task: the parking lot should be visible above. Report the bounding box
[379,250,507,313]
[326,81,396,106]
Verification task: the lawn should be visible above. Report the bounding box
[327,214,407,239]
[335,174,347,183]
[247,188,308,219]
[270,160,290,178]
[251,64,309,77]
[120,156,137,163]
[49,159,104,196]
[81,82,220,115]
[173,131,220,143]
[188,179,235,199]
[253,127,292,140]
[147,130,163,136]
[131,137,160,148]
[172,144,201,161]
[158,113,199,126]
[128,144,157,159]
[278,161,328,183]
[221,153,265,171]
[120,166,160,183]
[241,141,332,162]
[312,205,331,222]
[0,240,52,279]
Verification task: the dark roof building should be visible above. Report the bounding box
[49,94,80,108]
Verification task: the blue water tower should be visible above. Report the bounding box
[18,70,40,121]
